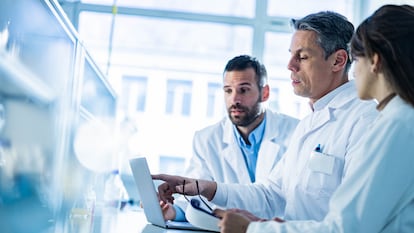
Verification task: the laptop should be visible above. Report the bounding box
[129,157,205,231]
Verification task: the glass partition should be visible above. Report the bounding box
[0,1,117,232]
[0,0,77,232]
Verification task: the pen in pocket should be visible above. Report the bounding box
[314,144,322,152]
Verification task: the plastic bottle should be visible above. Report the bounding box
[69,186,95,233]
[101,170,128,233]
[103,170,121,209]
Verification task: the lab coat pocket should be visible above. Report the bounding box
[304,153,344,198]
[308,151,335,175]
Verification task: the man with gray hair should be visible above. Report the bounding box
[154,11,377,223]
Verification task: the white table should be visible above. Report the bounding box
[116,206,215,233]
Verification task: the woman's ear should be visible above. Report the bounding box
[332,49,348,72]
[371,53,380,73]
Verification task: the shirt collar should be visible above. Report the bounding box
[233,113,267,147]
[312,81,352,111]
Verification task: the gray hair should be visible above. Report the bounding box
[291,11,354,72]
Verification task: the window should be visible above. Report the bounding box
[166,79,193,116]
[81,0,256,17]
[263,32,310,118]
[269,87,280,112]
[78,12,253,76]
[267,0,355,20]
[159,155,186,175]
[206,82,224,118]
[120,76,148,113]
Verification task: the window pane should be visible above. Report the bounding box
[159,155,186,175]
[120,76,148,113]
[207,82,224,118]
[263,32,310,118]
[81,0,256,17]
[166,79,193,116]
[78,12,112,70]
[81,58,116,117]
[78,12,253,74]
[269,87,280,112]
[263,32,291,70]
[367,0,414,17]
[268,0,355,21]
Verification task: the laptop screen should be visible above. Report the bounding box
[129,157,168,228]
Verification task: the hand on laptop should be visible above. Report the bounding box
[160,200,176,220]
[152,174,217,203]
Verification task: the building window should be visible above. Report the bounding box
[269,87,280,112]
[121,75,148,113]
[166,79,193,116]
[206,82,223,118]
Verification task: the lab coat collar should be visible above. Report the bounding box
[221,111,282,180]
[223,117,234,144]
[312,80,356,112]
[222,119,250,181]
[301,81,358,138]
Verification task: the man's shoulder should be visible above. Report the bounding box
[330,84,377,117]
[347,98,378,116]
[266,110,300,126]
[194,117,228,137]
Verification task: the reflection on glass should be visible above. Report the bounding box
[74,120,118,172]
[81,57,116,118]
[0,20,9,50]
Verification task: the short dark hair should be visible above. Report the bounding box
[291,11,354,72]
[351,5,414,107]
[224,55,268,89]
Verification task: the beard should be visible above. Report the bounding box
[227,101,262,127]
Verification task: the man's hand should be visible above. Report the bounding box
[214,209,252,233]
[160,200,176,220]
[152,174,195,203]
[214,208,285,233]
[222,208,264,221]
[152,174,217,203]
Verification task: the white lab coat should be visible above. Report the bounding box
[185,110,299,184]
[175,110,299,212]
[213,81,378,220]
[247,96,414,233]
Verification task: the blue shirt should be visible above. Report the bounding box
[233,115,266,182]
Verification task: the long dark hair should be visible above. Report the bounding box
[351,5,414,107]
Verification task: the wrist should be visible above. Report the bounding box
[200,180,217,201]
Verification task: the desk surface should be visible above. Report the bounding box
[117,206,216,233]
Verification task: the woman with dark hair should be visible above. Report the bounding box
[215,4,414,233]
